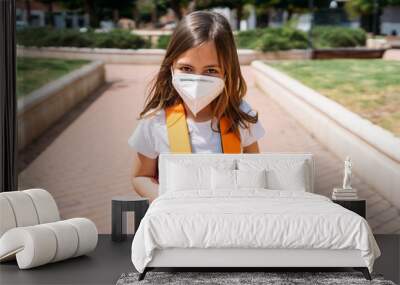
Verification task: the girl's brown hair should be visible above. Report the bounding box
[137,10,258,137]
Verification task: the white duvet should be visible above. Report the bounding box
[131,189,381,273]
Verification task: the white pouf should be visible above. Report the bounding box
[0,189,98,269]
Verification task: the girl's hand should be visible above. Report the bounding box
[131,152,159,203]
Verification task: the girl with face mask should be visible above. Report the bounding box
[128,11,266,202]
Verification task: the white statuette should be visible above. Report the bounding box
[342,155,352,190]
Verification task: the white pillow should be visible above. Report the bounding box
[164,158,237,193]
[237,159,308,191]
[211,168,268,190]
[236,169,268,189]
[267,165,306,191]
[211,167,236,190]
[166,162,211,191]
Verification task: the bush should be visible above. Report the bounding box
[156,35,171,49]
[236,27,308,51]
[17,26,366,51]
[254,27,309,51]
[234,28,268,49]
[312,26,366,48]
[235,26,366,51]
[16,27,150,49]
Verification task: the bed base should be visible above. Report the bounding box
[137,248,372,281]
[138,267,371,281]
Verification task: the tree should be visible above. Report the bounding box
[195,0,329,29]
[169,0,188,20]
[38,0,56,27]
[84,0,98,28]
[24,0,32,25]
[345,0,400,34]
[345,0,400,15]
[195,0,256,30]
[270,0,333,21]
[94,0,136,24]
[134,0,169,28]
[58,0,98,28]
[254,0,280,27]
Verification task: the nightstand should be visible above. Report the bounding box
[332,199,366,218]
[111,196,149,242]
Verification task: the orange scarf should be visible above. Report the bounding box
[165,102,241,153]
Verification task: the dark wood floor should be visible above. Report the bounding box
[0,235,399,285]
[0,235,134,285]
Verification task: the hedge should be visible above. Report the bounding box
[234,28,267,50]
[235,26,367,51]
[17,27,151,49]
[17,26,366,51]
[255,27,309,51]
[311,26,366,48]
[156,35,172,49]
[156,27,307,51]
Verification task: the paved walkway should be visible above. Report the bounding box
[18,64,400,234]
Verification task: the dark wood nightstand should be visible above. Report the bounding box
[332,199,366,218]
[111,196,149,242]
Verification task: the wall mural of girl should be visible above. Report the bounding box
[128,10,266,202]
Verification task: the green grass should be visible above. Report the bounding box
[267,59,400,136]
[16,57,90,98]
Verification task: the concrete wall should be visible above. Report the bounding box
[312,48,385,59]
[17,46,311,65]
[251,60,400,209]
[22,46,388,64]
[367,38,391,49]
[17,47,168,65]
[258,50,311,60]
[17,60,105,151]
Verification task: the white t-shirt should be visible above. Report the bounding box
[128,99,266,159]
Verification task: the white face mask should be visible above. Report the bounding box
[171,67,225,117]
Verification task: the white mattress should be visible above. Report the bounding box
[131,190,381,273]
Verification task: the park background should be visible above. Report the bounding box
[15,0,400,235]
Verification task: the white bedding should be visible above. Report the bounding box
[131,189,381,273]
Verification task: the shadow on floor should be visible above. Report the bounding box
[17,82,115,174]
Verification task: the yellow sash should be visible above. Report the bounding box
[165,102,241,153]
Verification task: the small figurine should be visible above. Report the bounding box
[342,156,352,190]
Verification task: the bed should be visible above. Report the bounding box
[130,153,381,281]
